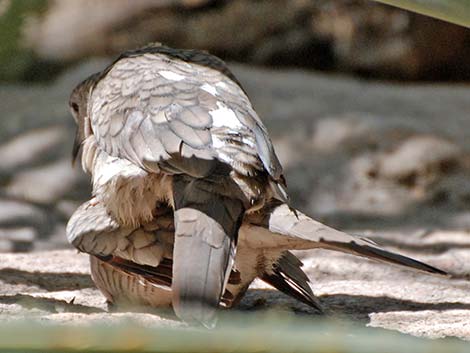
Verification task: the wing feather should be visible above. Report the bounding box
[89,49,283,180]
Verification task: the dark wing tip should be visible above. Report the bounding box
[364,245,449,277]
[261,252,323,313]
[261,271,323,313]
[338,241,449,277]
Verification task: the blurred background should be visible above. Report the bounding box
[1,0,470,253]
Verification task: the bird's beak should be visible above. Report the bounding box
[72,128,83,167]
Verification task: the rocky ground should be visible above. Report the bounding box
[1,60,470,339]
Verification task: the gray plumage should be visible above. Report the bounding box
[67,43,446,327]
[88,46,281,182]
[172,175,244,326]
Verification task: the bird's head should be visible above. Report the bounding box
[69,73,100,165]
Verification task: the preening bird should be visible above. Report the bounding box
[67,44,446,327]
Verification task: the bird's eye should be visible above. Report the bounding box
[71,102,79,113]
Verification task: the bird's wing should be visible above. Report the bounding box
[88,48,283,180]
[68,200,244,311]
[261,251,323,312]
[242,203,447,276]
[66,200,173,267]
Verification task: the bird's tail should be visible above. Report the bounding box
[246,203,446,276]
[172,176,244,327]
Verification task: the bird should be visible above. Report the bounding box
[67,43,446,327]
[67,199,322,312]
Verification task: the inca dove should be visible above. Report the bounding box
[67,44,445,327]
[67,199,320,311]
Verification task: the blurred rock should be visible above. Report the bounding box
[0,200,46,228]
[55,200,82,220]
[0,227,36,252]
[0,59,470,251]
[0,126,66,174]
[230,65,470,230]
[375,135,461,187]
[33,224,68,252]
[312,115,386,152]
[5,159,82,204]
[323,135,465,217]
[6,0,469,82]
[24,0,182,61]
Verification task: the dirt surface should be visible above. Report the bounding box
[1,230,469,340]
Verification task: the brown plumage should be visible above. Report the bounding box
[67,43,446,327]
[67,200,321,315]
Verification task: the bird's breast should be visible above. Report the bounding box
[85,137,173,227]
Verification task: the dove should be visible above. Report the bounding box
[67,200,321,312]
[67,43,446,327]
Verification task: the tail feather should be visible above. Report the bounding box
[249,203,447,276]
[261,251,323,312]
[172,176,244,327]
[173,209,232,327]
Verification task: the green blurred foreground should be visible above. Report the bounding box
[0,313,468,353]
[373,0,470,27]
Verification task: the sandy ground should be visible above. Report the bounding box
[1,227,470,340]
